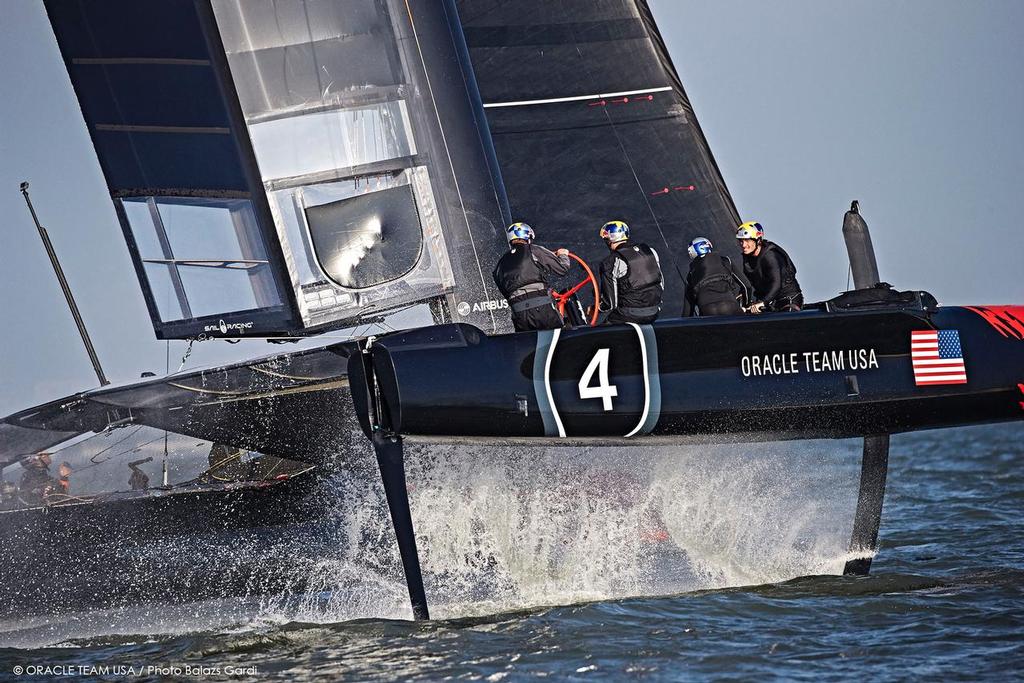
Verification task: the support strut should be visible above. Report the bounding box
[844,434,890,575]
[372,430,430,620]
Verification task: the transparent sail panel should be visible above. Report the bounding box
[142,262,186,322]
[122,197,285,323]
[266,168,454,325]
[212,0,401,117]
[306,184,422,289]
[248,100,415,182]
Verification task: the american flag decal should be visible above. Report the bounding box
[911,330,967,386]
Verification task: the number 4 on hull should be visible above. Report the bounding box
[578,348,618,411]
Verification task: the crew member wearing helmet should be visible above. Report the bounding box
[682,237,751,316]
[492,222,571,332]
[735,221,803,312]
[598,220,663,324]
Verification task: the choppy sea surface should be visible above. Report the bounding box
[1,423,1021,681]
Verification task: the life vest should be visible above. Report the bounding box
[493,244,548,300]
[611,242,663,313]
[688,255,744,300]
[614,243,662,290]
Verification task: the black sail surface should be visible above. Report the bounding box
[456,0,742,310]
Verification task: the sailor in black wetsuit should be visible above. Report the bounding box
[493,222,570,332]
[18,452,55,505]
[736,221,803,312]
[597,221,663,324]
[682,237,751,316]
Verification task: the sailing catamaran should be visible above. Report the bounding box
[2,0,1021,620]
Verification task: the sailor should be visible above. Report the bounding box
[18,451,55,505]
[55,461,72,496]
[492,222,571,332]
[0,480,17,510]
[128,458,151,491]
[682,237,751,316]
[598,221,663,324]
[736,221,804,312]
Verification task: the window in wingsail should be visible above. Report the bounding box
[305,184,423,290]
[121,197,284,322]
[266,167,450,326]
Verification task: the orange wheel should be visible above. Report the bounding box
[551,252,600,327]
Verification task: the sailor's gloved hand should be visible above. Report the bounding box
[555,248,569,257]
[748,301,766,314]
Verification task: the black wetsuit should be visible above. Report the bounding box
[742,240,803,311]
[493,242,570,332]
[682,254,751,316]
[18,458,54,505]
[599,242,663,324]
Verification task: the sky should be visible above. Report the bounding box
[2,0,1023,417]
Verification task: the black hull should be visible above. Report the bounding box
[353,305,1024,440]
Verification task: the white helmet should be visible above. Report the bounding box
[687,237,713,259]
[506,222,535,243]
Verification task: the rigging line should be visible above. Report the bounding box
[250,365,335,382]
[89,425,145,464]
[559,3,686,285]
[259,456,287,481]
[177,338,195,373]
[41,493,98,506]
[188,378,349,407]
[403,0,497,332]
[44,426,132,458]
[164,339,170,481]
[89,434,198,473]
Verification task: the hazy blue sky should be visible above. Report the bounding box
[2,1,1023,416]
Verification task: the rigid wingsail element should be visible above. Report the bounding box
[44,0,511,339]
[457,0,744,305]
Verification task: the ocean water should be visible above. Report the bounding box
[0,423,1020,681]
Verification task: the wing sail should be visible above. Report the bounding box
[457,0,742,309]
[43,0,510,339]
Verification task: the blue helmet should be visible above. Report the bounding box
[506,222,535,243]
[687,237,713,259]
[600,220,630,243]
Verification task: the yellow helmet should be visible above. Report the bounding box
[735,221,764,241]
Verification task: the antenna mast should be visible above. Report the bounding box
[19,181,110,386]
